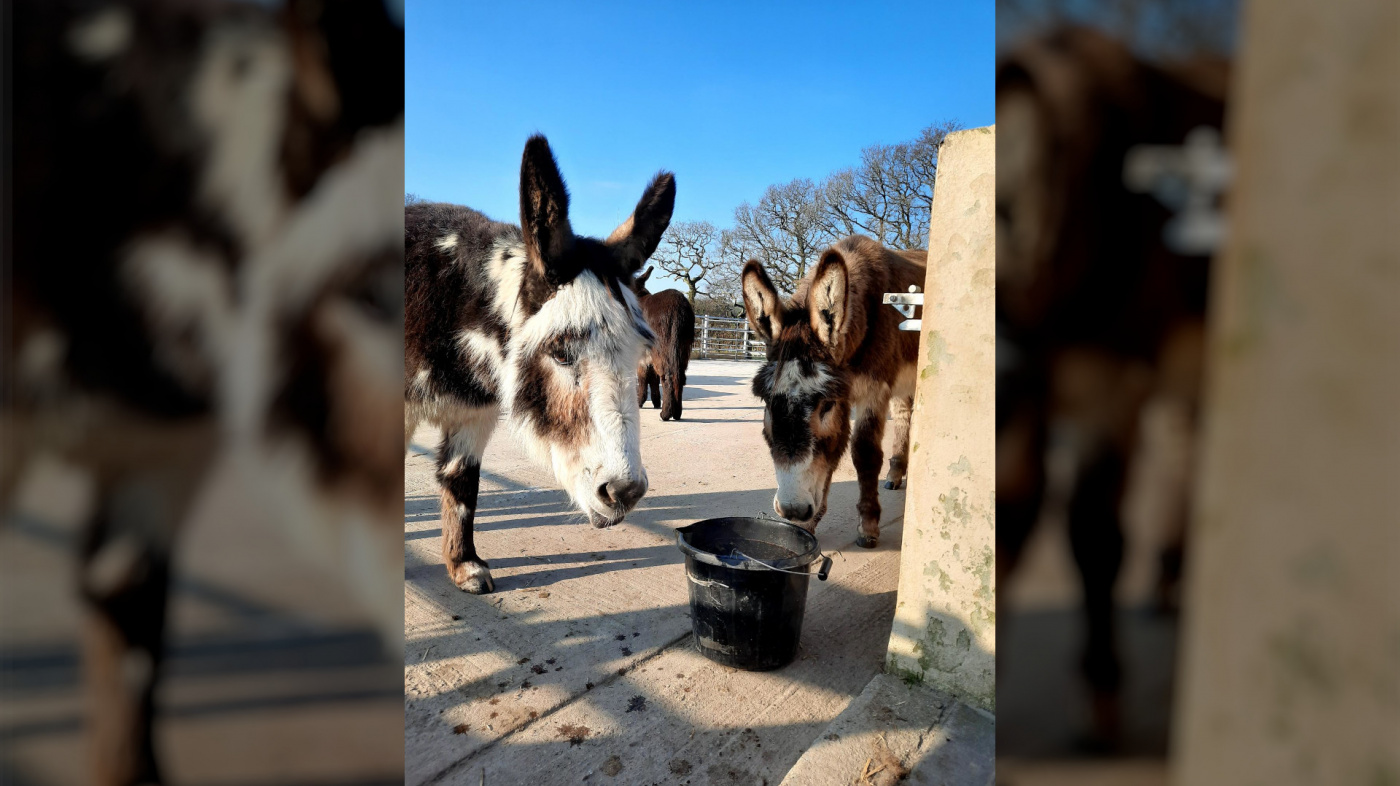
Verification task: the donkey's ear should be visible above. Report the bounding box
[808,249,852,354]
[741,260,782,344]
[519,135,575,280]
[633,266,653,294]
[606,172,676,274]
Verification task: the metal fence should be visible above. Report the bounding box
[692,315,764,360]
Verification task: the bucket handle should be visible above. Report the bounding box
[734,551,834,581]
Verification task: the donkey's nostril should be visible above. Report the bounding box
[603,478,646,511]
[777,500,814,522]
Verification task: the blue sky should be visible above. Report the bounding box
[407,1,995,291]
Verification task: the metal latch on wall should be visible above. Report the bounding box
[1122,125,1233,256]
[882,286,923,331]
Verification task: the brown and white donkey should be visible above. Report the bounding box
[742,236,926,548]
[405,136,674,594]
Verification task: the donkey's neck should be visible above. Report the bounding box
[470,239,533,408]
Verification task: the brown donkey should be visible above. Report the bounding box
[631,266,696,421]
[996,27,1224,746]
[742,236,926,548]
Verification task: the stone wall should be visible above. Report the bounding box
[884,126,997,712]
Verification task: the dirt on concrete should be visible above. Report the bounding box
[557,723,591,746]
[854,739,908,786]
[599,755,624,776]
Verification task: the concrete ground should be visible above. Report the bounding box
[0,453,402,785]
[404,360,927,785]
[780,674,994,786]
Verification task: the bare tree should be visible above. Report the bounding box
[731,178,833,295]
[704,228,755,308]
[819,121,960,250]
[690,296,742,318]
[651,220,722,305]
[405,192,424,205]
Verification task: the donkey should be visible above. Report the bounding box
[630,266,696,421]
[4,1,404,783]
[742,236,926,548]
[405,136,674,594]
[996,27,1225,747]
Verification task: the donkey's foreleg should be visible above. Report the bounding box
[884,396,913,489]
[636,367,649,408]
[437,414,497,593]
[851,409,889,548]
[1067,443,1128,748]
[79,424,212,786]
[82,507,174,786]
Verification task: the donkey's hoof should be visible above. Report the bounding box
[450,562,495,594]
[855,533,879,549]
[883,479,904,490]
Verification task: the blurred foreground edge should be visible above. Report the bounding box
[1172,0,1399,783]
[2,1,404,784]
[996,1,1399,784]
[995,21,1227,761]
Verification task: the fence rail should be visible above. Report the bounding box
[692,315,764,361]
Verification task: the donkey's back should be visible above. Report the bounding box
[789,236,926,382]
[404,202,517,414]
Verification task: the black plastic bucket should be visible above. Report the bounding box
[676,517,833,671]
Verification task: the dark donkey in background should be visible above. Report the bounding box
[630,266,695,421]
[742,236,926,548]
[405,136,674,594]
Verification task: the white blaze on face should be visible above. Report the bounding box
[766,360,836,524]
[506,271,649,521]
[775,359,832,399]
[773,458,821,524]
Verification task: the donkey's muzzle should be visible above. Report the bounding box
[597,477,647,513]
[775,498,815,524]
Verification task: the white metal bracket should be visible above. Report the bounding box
[882,286,924,331]
[1123,125,1233,255]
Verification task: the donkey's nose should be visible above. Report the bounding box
[598,477,647,511]
[775,497,814,523]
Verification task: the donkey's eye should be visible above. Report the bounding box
[818,401,836,418]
